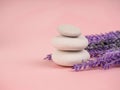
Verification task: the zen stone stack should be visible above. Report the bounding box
[52,25,90,66]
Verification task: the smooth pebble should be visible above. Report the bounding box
[58,25,81,37]
[52,50,90,66]
[52,35,88,51]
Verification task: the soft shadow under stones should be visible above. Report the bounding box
[59,50,83,52]
[61,35,79,38]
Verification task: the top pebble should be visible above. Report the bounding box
[58,25,81,37]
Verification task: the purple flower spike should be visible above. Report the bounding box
[73,64,82,71]
[73,50,120,71]
[86,31,120,57]
[44,54,52,60]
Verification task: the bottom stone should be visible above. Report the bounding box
[52,50,90,66]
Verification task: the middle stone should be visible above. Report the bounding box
[52,35,88,51]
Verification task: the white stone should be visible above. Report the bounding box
[52,35,88,51]
[52,50,90,66]
[58,25,81,37]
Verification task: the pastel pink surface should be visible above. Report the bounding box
[0,0,120,90]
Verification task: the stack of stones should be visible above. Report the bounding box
[52,25,90,66]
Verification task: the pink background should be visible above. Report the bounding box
[0,0,120,90]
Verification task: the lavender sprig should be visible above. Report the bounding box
[86,31,120,44]
[44,54,52,60]
[73,50,120,71]
[86,43,120,57]
[85,31,120,57]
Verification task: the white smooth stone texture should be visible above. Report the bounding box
[52,50,90,66]
[52,35,88,51]
[58,25,81,37]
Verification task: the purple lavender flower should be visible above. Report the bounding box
[86,31,120,44]
[85,31,120,57]
[73,50,120,71]
[44,54,52,60]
